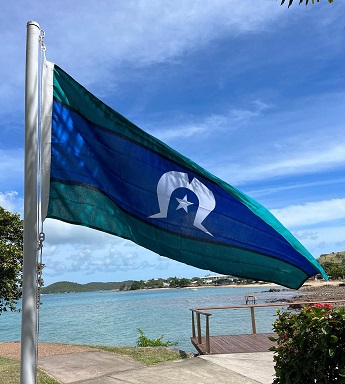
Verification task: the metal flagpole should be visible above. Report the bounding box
[21,20,40,384]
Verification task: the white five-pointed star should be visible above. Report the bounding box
[176,195,194,213]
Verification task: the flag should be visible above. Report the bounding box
[41,61,327,289]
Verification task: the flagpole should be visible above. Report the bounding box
[21,20,40,384]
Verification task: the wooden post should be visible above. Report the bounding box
[250,306,257,334]
[191,311,196,338]
[197,312,202,344]
[205,315,210,354]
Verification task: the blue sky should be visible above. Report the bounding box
[1,1,344,286]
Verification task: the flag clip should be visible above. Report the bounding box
[37,232,45,250]
[39,29,46,52]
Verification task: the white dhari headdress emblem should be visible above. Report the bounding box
[149,171,216,236]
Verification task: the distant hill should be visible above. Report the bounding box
[318,251,345,265]
[41,280,134,294]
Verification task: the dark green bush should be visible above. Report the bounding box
[136,328,178,348]
[270,304,345,383]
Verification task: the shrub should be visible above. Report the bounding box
[136,328,178,348]
[270,304,345,383]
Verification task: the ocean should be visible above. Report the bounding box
[0,286,296,353]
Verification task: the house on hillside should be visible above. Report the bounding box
[199,274,236,285]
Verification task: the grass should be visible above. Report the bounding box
[0,357,59,384]
[90,345,191,365]
[0,345,192,382]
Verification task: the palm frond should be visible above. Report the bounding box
[280,0,333,7]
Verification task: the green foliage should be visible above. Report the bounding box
[130,277,192,290]
[130,280,146,290]
[318,252,345,279]
[270,304,345,383]
[136,328,178,348]
[322,262,345,279]
[118,283,128,291]
[42,281,84,293]
[319,251,345,265]
[280,0,334,7]
[168,277,191,288]
[0,206,23,314]
[41,280,134,294]
[145,278,164,288]
[0,357,59,384]
[177,278,191,287]
[191,277,203,285]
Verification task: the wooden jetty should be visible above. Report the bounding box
[191,333,276,355]
[190,299,345,355]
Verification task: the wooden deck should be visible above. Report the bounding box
[191,333,276,355]
[190,300,345,355]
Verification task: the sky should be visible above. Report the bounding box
[1,1,344,286]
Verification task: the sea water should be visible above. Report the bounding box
[0,286,296,353]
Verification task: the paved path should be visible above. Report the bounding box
[38,350,275,384]
[201,352,275,384]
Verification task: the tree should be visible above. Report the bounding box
[322,261,344,279]
[118,283,127,291]
[177,278,191,287]
[280,0,334,7]
[0,206,23,313]
[145,278,164,289]
[130,280,146,290]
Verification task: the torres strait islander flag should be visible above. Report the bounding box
[41,61,327,289]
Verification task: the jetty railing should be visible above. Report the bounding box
[191,299,345,354]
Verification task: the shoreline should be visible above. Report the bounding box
[141,283,280,291]
[42,280,342,295]
[128,279,343,292]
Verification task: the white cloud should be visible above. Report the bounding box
[207,93,345,185]
[42,220,182,278]
[207,139,345,187]
[293,225,345,259]
[69,248,93,271]
[234,144,345,185]
[44,242,157,277]
[141,89,345,187]
[150,100,271,141]
[0,191,23,215]
[247,178,345,199]
[44,219,111,247]
[1,1,285,103]
[46,1,282,68]
[154,256,173,271]
[42,245,57,257]
[0,191,19,211]
[271,198,345,228]
[294,232,319,241]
